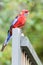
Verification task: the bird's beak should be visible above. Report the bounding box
[28,12,30,15]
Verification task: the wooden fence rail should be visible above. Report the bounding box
[12,28,42,65]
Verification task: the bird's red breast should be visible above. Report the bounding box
[13,15,26,28]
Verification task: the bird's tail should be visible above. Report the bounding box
[1,32,11,51]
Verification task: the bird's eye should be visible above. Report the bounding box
[25,11,28,13]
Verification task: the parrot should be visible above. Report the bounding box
[1,9,29,51]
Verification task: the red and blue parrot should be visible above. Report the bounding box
[1,10,29,51]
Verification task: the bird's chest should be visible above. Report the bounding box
[13,15,26,28]
[18,16,26,25]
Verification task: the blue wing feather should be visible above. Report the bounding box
[4,32,11,45]
[11,16,18,26]
[2,16,19,47]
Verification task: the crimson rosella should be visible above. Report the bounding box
[1,9,29,51]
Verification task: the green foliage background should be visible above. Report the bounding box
[0,0,43,65]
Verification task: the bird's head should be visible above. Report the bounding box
[20,9,29,16]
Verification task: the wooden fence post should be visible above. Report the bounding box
[12,28,42,65]
[12,28,21,65]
